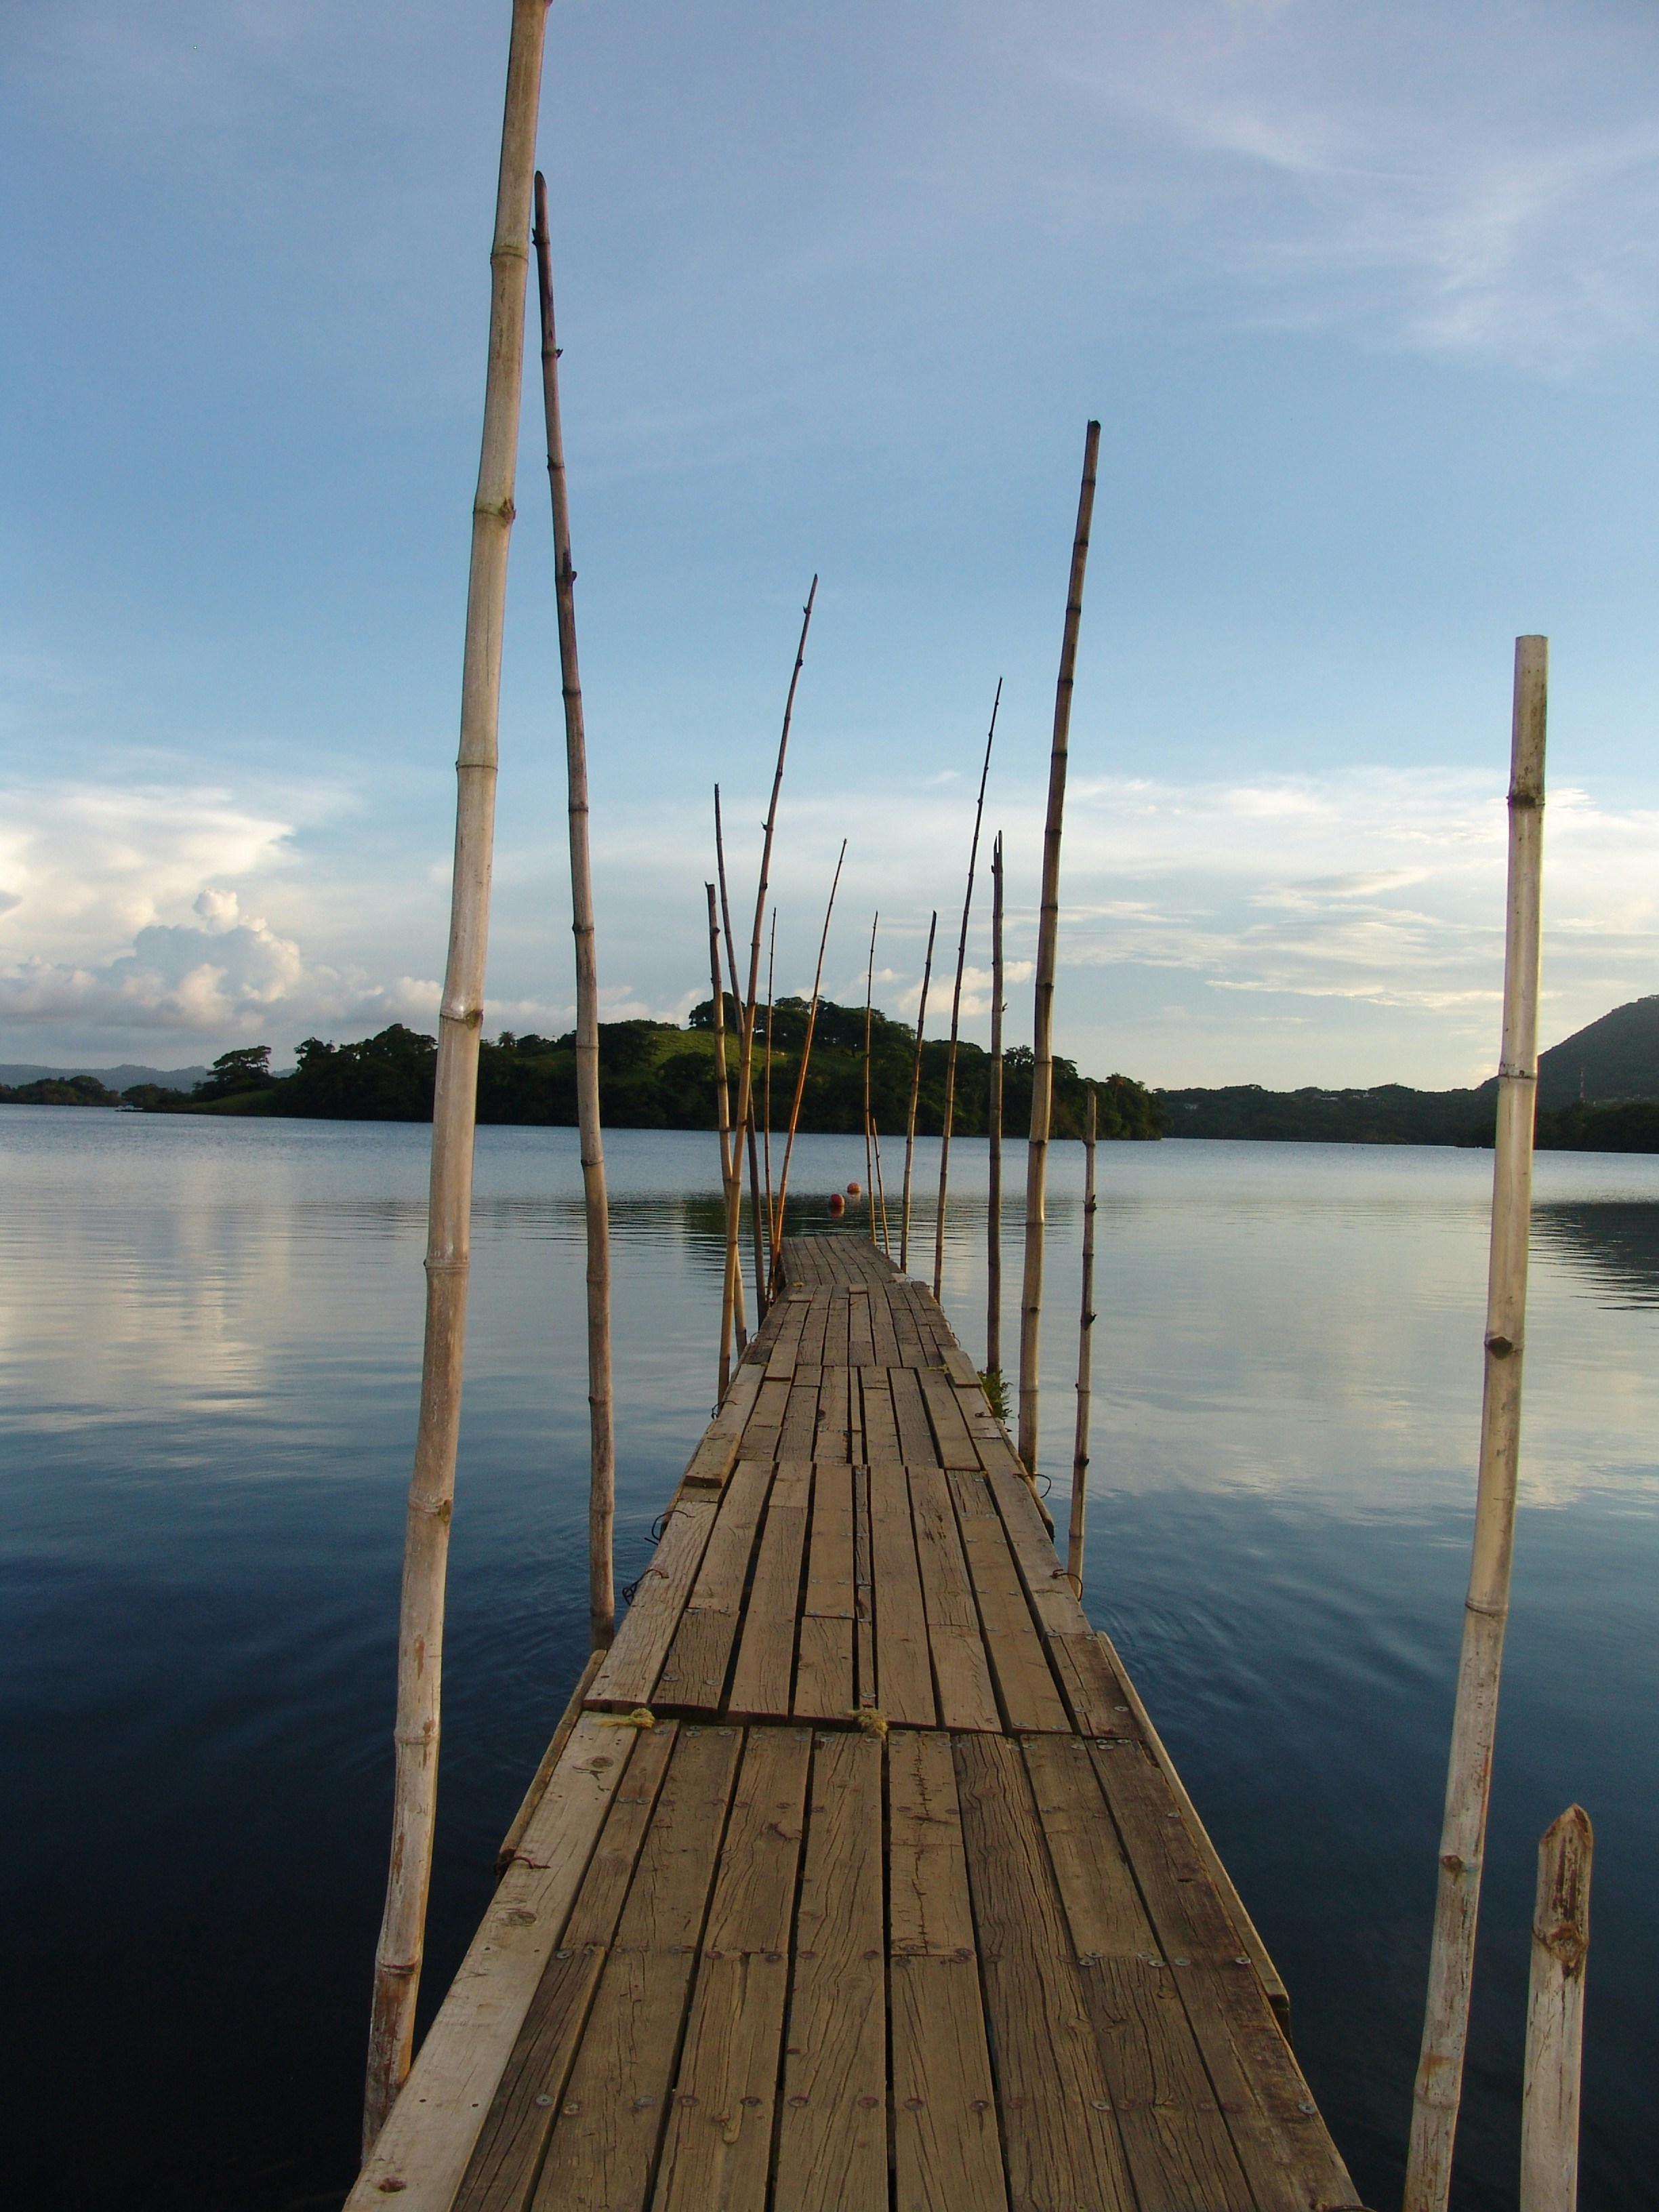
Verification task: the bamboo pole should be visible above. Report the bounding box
[762,908,777,1252]
[863,911,879,1243]
[1066,1088,1097,1595]
[771,840,847,1290]
[899,910,937,1273]
[1017,422,1100,1479]
[532,169,613,1657]
[716,785,768,1322]
[870,1110,891,1254]
[1403,635,1549,2212]
[729,581,816,1313]
[932,680,1000,1301]
[986,832,1004,1377]
[1520,1805,1592,2212]
[708,882,745,1398]
[362,0,548,2155]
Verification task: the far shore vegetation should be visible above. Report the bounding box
[9,989,1659,1152]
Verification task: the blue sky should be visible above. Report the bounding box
[3,0,1658,1086]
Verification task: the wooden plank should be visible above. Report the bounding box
[778,1374,821,1461]
[651,1729,814,2212]
[888,1731,1008,2212]
[1022,1734,1256,2212]
[775,1732,887,2209]
[456,1721,682,2212]
[529,1725,743,2212]
[953,1733,1138,2212]
[736,1373,792,1465]
[813,1364,853,1463]
[858,1369,901,1463]
[1084,1739,1364,2211]
[1093,1627,1289,2028]
[822,1291,851,1373]
[765,1297,810,1380]
[889,1364,938,1465]
[917,1367,981,1469]
[847,1288,875,1365]
[804,1462,855,1617]
[909,1467,1000,1733]
[586,1499,719,1711]
[794,1614,855,1721]
[726,1462,811,1720]
[869,1285,901,1366]
[981,1464,1092,1637]
[678,1363,764,1494]
[946,1471,1071,1733]
[495,1649,607,1879]
[868,1464,935,1726]
[853,1466,876,1710]
[347,1717,644,2212]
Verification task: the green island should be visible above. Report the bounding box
[9,990,1659,1151]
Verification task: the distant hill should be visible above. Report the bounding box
[1536,994,1659,1108]
[0,1061,211,1091]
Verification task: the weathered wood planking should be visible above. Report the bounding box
[370,1238,1361,2212]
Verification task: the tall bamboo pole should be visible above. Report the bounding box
[532,168,613,1657]
[1403,635,1549,2212]
[1017,422,1100,1479]
[716,785,768,1322]
[363,0,549,2154]
[728,582,816,1314]
[863,911,880,1242]
[708,882,745,1397]
[986,832,1005,1376]
[871,1110,891,1254]
[1066,1086,1097,1597]
[932,680,1000,1300]
[900,910,937,1273]
[762,908,777,1251]
[1520,1805,1592,2212]
[771,840,846,1290]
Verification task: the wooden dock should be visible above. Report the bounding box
[350,1235,1365,2211]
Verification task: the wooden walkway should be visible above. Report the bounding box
[350,1235,1365,2212]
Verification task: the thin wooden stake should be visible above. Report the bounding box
[899,909,937,1273]
[729,582,816,1312]
[716,785,768,1322]
[870,1110,891,1254]
[933,679,1000,1301]
[363,0,549,2154]
[863,911,879,1243]
[762,907,777,1252]
[1017,422,1100,1478]
[708,882,746,1397]
[1520,1805,1592,2212]
[1066,1086,1097,1597]
[771,840,846,1290]
[533,169,614,1658]
[1404,635,1549,2212]
[986,832,1004,1376]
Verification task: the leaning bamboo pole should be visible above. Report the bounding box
[1017,422,1100,1479]
[863,911,880,1242]
[728,582,816,1314]
[1065,1086,1098,1597]
[716,785,768,1322]
[899,910,937,1272]
[363,0,548,2155]
[870,1110,891,1254]
[762,908,777,1251]
[708,882,745,1397]
[1403,635,1549,2212]
[986,832,1005,1376]
[771,840,846,1290]
[532,168,613,1656]
[1520,1805,1592,2212]
[932,680,1000,1300]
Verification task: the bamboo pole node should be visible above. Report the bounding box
[1403,635,1549,2212]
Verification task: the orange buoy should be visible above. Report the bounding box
[846,1181,862,1197]
[827,1191,846,1216]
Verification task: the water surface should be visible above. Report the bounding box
[2,1111,1654,2209]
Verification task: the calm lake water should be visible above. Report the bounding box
[2,1109,1656,2211]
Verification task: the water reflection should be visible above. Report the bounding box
[0,1113,1654,2212]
